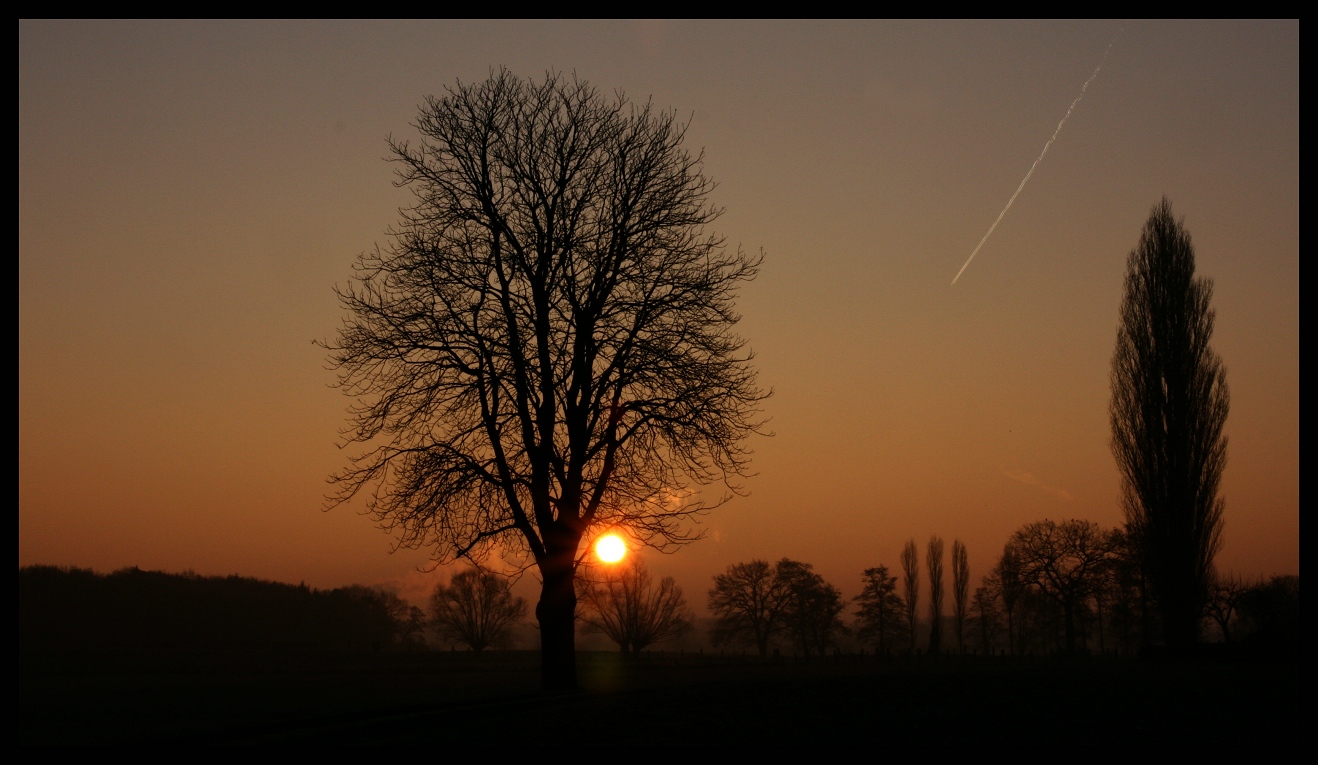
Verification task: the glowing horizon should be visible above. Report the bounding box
[19,21,1297,607]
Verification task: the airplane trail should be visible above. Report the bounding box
[952,33,1120,286]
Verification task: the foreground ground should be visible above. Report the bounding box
[20,648,1298,745]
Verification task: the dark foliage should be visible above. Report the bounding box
[776,560,847,657]
[19,566,407,651]
[1111,197,1228,651]
[854,566,906,654]
[1235,575,1300,655]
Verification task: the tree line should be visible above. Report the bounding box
[702,525,1295,659]
[19,565,425,652]
[21,547,1294,659]
[424,525,1296,659]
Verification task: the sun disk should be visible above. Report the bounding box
[595,534,626,564]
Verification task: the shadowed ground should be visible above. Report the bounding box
[21,649,1298,745]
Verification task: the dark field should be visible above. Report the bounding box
[21,649,1298,745]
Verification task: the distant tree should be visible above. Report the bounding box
[995,548,1025,654]
[708,559,788,657]
[926,536,945,653]
[1088,558,1116,653]
[776,560,847,657]
[1111,197,1229,652]
[1234,575,1299,654]
[401,605,428,649]
[951,539,970,652]
[1205,571,1248,643]
[371,587,430,648]
[1095,531,1147,654]
[578,558,693,655]
[901,540,920,651]
[430,569,528,652]
[1004,519,1118,653]
[855,566,906,655]
[970,582,1003,654]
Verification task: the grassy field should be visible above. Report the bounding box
[20,648,1298,745]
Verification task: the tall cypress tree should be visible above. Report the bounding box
[1110,198,1229,651]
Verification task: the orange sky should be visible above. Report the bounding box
[20,20,1297,608]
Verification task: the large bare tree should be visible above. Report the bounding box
[1111,197,1228,651]
[325,71,766,689]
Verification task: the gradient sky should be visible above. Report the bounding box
[20,20,1298,608]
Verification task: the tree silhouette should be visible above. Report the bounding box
[993,549,1026,654]
[970,582,1002,654]
[855,566,906,655]
[708,559,788,657]
[1234,575,1299,654]
[901,540,920,651]
[1110,197,1228,652]
[429,569,528,652]
[926,536,945,653]
[1004,519,1117,653]
[577,558,692,655]
[951,539,970,652]
[324,71,766,689]
[1206,571,1248,643]
[776,560,846,657]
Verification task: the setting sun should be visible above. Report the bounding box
[595,534,626,564]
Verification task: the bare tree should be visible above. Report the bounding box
[926,536,945,653]
[402,604,429,649]
[1004,519,1118,653]
[1206,571,1248,643]
[776,560,847,658]
[901,540,920,651]
[855,566,906,655]
[970,582,1002,654]
[951,539,970,652]
[578,558,692,655]
[995,547,1025,655]
[324,71,766,689]
[430,569,528,652]
[708,559,788,657]
[1111,197,1228,652]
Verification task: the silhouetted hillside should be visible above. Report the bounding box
[19,566,408,651]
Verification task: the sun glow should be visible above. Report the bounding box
[595,534,627,564]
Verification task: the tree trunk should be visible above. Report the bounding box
[1162,598,1200,654]
[1063,600,1076,654]
[536,544,579,691]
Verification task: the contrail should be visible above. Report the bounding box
[951,33,1120,286]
